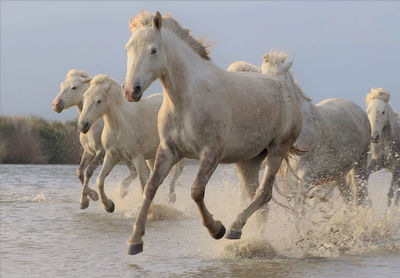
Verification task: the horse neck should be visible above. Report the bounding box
[384,104,399,144]
[103,83,131,131]
[288,76,317,137]
[160,31,209,109]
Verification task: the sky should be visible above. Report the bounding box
[1,1,399,121]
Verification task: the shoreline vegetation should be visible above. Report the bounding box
[0,116,82,164]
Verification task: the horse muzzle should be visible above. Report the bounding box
[77,121,91,134]
[123,82,143,102]
[52,99,64,113]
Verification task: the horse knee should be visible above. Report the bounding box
[143,184,158,200]
[76,169,83,180]
[191,186,205,203]
[254,189,272,206]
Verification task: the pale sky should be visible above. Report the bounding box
[1,1,399,121]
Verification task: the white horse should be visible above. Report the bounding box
[77,74,184,212]
[122,11,303,255]
[228,51,371,207]
[366,88,400,206]
[52,70,137,209]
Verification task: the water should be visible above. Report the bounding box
[1,164,400,278]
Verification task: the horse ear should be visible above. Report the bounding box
[281,60,293,72]
[153,11,163,30]
[80,76,91,83]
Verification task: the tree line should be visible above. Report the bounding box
[0,116,82,164]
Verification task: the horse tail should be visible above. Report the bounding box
[227,61,261,73]
[280,145,306,181]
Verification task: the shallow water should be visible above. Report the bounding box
[1,164,400,278]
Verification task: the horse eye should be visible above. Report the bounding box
[97,100,101,104]
[71,86,77,90]
[382,111,385,114]
[151,48,157,55]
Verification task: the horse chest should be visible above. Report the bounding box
[160,109,224,157]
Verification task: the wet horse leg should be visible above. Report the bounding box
[353,151,370,206]
[146,159,155,172]
[167,159,184,204]
[80,149,104,209]
[389,163,400,206]
[227,142,289,239]
[127,145,181,255]
[336,175,353,204]
[132,155,151,193]
[236,152,269,229]
[76,151,93,184]
[189,148,225,239]
[235,151,266,200]
[119,161,137,198]
[96,152,118,213]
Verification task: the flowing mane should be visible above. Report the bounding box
[227,61,261,73]
[129,11,211,60]
[262,50,312,102]
[66,69,90,80]
[366,88,390,105]
[90,74,111,86]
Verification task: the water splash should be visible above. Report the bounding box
[32,193,47,203]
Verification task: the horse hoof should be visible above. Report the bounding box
[106,201,115,213]
[226,229,242,240]
[88,190,99,201]
[211,222,226,240]
[80,200,89,210]
[127,243,143,255]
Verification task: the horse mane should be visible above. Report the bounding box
[262,50,312,102]
[366,88,390,105]
[263,50,289,66]
[129,11,211,60]
[66,69,90,80]
[90,74,111,86]
[227,61,261,73]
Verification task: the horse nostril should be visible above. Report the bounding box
[122,83,125,89]
[134,85,142,94]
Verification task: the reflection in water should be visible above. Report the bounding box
[0,164,399,277]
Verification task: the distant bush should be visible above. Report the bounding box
[0,116,82,164]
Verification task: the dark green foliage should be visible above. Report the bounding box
[0,116,82,164]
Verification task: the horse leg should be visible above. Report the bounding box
[119,161,137,198]
[167,159,184,204]
[336,174,353,204]
[80,149,104,209]
[236,152,266,199]
[188,148,226,240]
[132,155,150,193]
[353,152,370,206]
[127,145,181,255]
[389,164,400,206]
[76,151,93,184]
[368,158,383,175]
[96,152,117,213]
[236,151,268,220]
[78,152,95,210]
[227,142,288,239]
[146,159,155,172]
